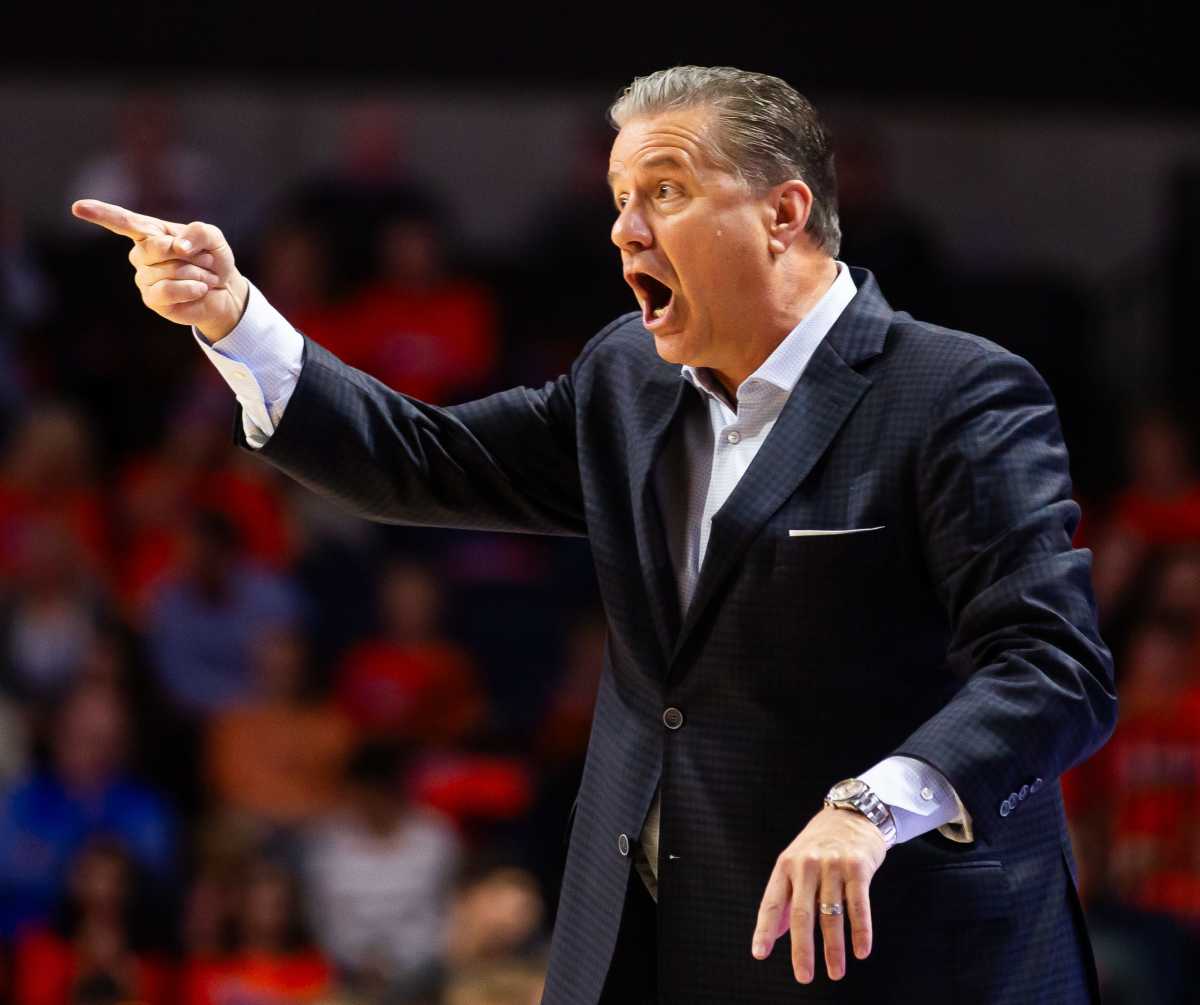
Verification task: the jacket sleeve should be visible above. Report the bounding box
[232,327,613,537]
[893,348,1117,842]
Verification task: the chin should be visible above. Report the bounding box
[648,328,696,367]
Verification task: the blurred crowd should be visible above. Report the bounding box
[0,90,1198,1005]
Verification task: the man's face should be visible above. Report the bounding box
[608,105,770,370]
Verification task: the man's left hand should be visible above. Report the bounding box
[751,805,887,983]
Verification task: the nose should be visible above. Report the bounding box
[611,199,652,253]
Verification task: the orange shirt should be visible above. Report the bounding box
[207,703,355,825]
[182,950,333,1005]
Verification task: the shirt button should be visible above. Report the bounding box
[1019,784,1030,800]
[999,799,1012,817]
[726,430,741,444]
[662,706,684,730]
[617,833,630,856]
[920,786,934,801]
[1030,777,1044,794]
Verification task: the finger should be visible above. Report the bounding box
[71,199,179,241]
[752,865,792,960]
[172,220,229,259]
[818,870,847,981]
[789,854,820,984]
[142,278,211,310]
[131,236,215,270]
[844,858,875,961]
[135,261,221,290]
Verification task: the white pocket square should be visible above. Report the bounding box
[788,525,885,537]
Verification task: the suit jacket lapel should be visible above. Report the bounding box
[629,366,689,664]
[669,268,893,667]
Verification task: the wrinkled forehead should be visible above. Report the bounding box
[607,105,728,184]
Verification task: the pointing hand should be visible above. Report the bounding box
[70,199,249,343]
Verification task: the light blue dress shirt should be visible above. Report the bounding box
[193,267,973,902]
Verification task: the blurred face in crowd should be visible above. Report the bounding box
[180,518,237,595]
[1130,412,1195,493]
[380,561,442,641]
[70,842,132,917]
[54,685,128,791]
[608,104,818,389]
[381,219,443,287]
[240,862,294,951]
[253,626,308,701]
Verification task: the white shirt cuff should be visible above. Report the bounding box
[859,755,974,845]
[192,279,304,449]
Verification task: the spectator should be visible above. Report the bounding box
[532,611,606,766]
[116,386,294,620]
[303,740,461,998]
[0,690,29,787]
[1112,408,1200,547]
[252,219,348,353]
[207,625,354,829]
[0,682,175,938]
[145,510,303,716]
[65,90,224,230]
[1065,612,1200,923]
[285,99,441,299]
[0,519,110,706]
[183,857,333,1005]
[179,866,237,967]
[0,403,111,586]
[335,560,486,745]
[444,866,546,969]
[10,839,172,1005]
[331,204,500,402]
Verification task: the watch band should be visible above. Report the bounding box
[825,780,898,847]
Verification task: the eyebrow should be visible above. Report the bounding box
[606,152,690,188]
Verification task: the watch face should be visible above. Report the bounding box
[829,779,868,802]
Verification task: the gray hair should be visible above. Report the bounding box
[608,66,841,257]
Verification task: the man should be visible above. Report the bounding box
[73,66,1116,1003]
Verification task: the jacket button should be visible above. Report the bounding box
[618,833,630,856]
[662,706,684,730]
[1030,777,1044,794]
[999,799,1012,817]
[1019,784,1030,800]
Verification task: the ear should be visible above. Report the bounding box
[765,180,814,255]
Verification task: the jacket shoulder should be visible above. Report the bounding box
[882,312,1048,401]
[570,311,661,377]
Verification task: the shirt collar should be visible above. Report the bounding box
[680,260,858,403]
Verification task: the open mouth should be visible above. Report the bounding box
[629,272,676,327]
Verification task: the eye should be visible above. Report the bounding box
[615,193,629,211]
[656,182,678,198]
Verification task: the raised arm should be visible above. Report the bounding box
[71,199,589,537]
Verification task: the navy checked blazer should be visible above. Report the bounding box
[233,268,1116,1004]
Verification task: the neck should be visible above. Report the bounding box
[709,255,838,399]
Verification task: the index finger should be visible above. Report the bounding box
[70,199,180,241]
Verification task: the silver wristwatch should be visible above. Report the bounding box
[824,778,898,847]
